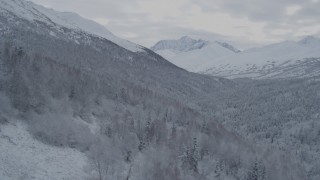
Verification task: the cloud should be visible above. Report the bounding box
[29,0,320,49]
[193,0,309,21]
[192,0,320,37]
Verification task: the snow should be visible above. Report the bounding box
[155,49,181,60]
[151,36,208,52]
[0,120,88,180]
[154,36,320,79]
[162,42,235,72]
[153,36,236,72]
[197,37,320,78]
[0,0,143,52]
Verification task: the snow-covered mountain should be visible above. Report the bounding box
[151,36,237,71]
[0,1,314,180]
[153,35,320,79]
[0,0,143,52]
[151,36,208,52]
[199,36,320,79]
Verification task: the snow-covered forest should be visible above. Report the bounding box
[0,0,319,180]
[0,37,306,180]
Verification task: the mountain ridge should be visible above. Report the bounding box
[0,0,144,52]
[151,36,209,52]
[151,36,238,72]
[152,35,320,79]
[198,36,320,79]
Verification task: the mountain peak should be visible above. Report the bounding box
[298,35,320,45]
[151,36,208,52]
[179,36,198,42]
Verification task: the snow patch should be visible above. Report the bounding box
[155,41,235,72]
[0,120,88,180]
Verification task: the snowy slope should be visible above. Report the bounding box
[153,36,320,79]
[199,36,320,79]
[152,36,236,72]
[0,0,143,52]
[0,121,88,180]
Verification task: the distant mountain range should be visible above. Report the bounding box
[152,36,320,79]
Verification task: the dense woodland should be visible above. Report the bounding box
[199,77,320,179]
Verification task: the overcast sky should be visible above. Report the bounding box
[29,0,320,49]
